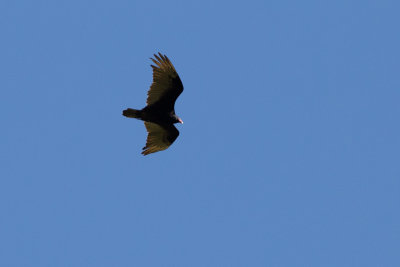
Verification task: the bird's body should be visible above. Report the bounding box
[122,53,184,155]
[123,107,180,125]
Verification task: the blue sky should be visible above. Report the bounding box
[1,0,399,266]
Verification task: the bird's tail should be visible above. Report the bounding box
[122,108,142,119]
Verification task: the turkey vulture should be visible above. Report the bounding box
[122,53,184,155]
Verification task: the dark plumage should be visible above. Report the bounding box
[122,53,184,155]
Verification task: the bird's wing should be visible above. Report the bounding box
[146,53,183,111]
[142,122,179,155]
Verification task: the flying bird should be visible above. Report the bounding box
[123,53,184,155]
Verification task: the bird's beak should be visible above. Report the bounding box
[178,118,184,124]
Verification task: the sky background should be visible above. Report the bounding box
[1,0,399,266]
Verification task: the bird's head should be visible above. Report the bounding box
[173,114,183,124]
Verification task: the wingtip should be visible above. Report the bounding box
[141,149,151,156]
[154,53,161,62]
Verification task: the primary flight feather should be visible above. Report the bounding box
[122,53,184,155]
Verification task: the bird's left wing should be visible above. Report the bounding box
[142,122,179,155]
[146,53,183,112]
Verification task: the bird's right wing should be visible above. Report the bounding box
[146,53,183,112]
[142,122,179,155]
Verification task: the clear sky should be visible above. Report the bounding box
[1,0,399,266]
